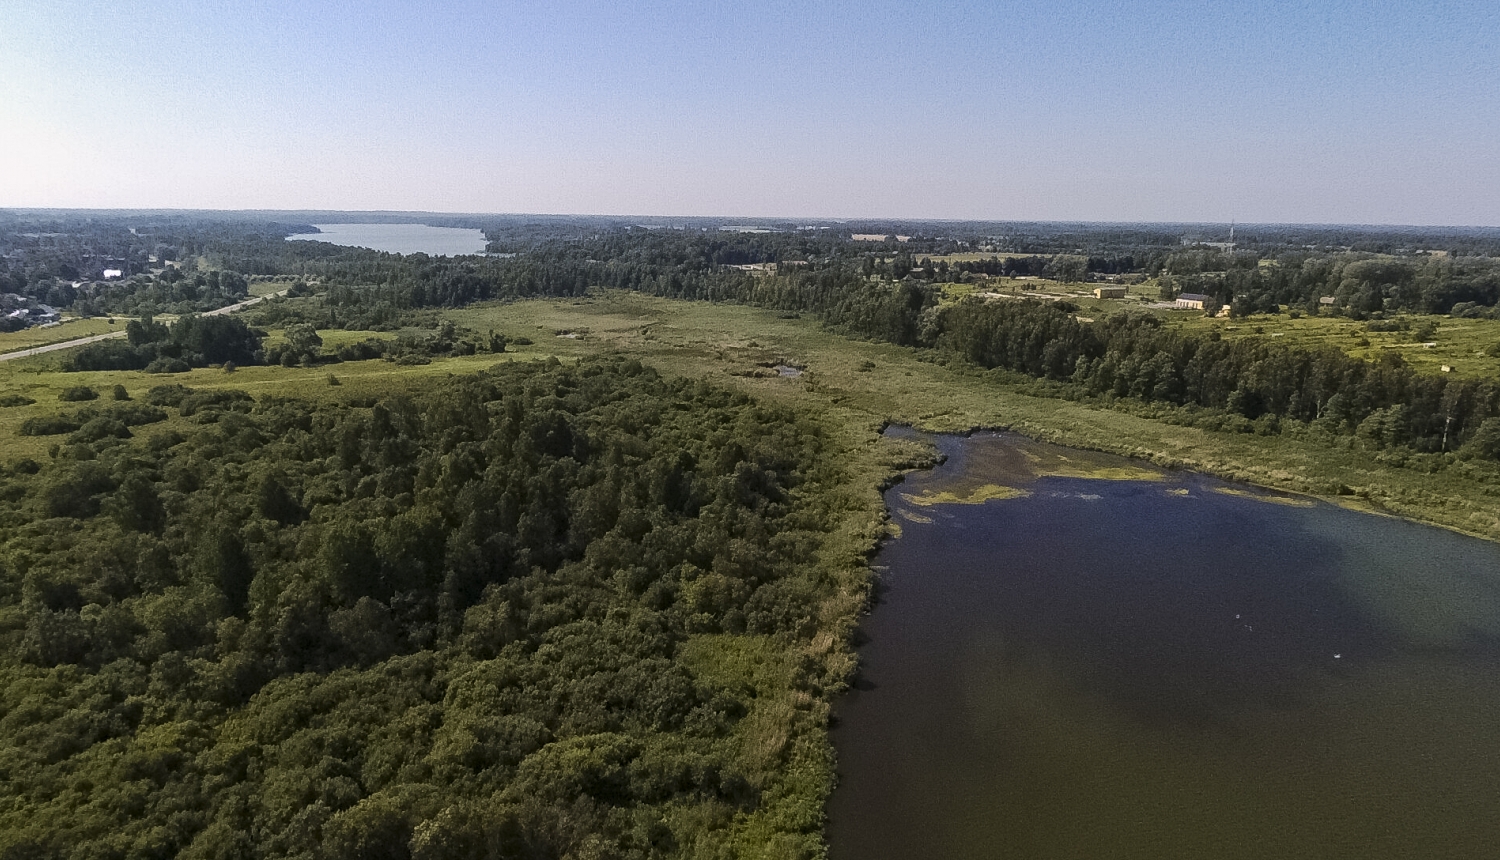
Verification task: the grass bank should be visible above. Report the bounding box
[446,294,1500,542]
[0,317,126,355]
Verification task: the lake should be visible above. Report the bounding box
[827,429,1500,859]
[285,223,488,256]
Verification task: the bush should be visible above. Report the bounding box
[146,384,195,407]
[1463,418,1500,460]
[65,340,151,372]
[178,389,254,417]
[336,338,393,362]
[145,357,192,374]
[111,384,130,401]
[69,418,132,444]
[59,386,98,402]
[0,394,36,407]
[103,404,168,426]
[147,430,187,451]
[20,413,86,436]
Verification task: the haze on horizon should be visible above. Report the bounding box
[3,0,1498,226]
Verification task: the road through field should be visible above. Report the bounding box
[0,291,286,363]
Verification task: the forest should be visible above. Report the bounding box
[0,358,862,859]
[213,227,1500,460]
[5,211,1500,858]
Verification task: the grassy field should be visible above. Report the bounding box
[1174,312,1500,379]
[445,295,1500,540]
[4,293,1498,541]
[944,277,1500,377]
[248,275,304,297]
[0,317,126,354]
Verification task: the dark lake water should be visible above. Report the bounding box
[285,223,488,256]
[827,430,1500,859]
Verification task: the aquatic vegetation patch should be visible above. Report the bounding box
[1211,485,1317,507]
[899,483,1032,507]
[894,507,935,523]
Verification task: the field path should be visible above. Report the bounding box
[0,291,286,363]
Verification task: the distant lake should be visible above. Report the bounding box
[828,429,1500,859]
[285,223,488,256]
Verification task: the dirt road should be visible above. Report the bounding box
[0,291,285,363]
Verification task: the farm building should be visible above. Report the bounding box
[1093,286,1128,299]
[1175,293,1211,310]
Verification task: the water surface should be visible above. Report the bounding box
[286,223,488,256]
[828,430,1500,859]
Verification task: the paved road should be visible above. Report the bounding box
[0,291,287,363]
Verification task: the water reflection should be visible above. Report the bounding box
[829,430,1500,859]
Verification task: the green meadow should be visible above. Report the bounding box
[1173,312,1500,380]
[0,317,126,355]
[5,291,1499,542]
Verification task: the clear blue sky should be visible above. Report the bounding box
[2,0,1497,224]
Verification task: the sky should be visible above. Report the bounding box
[2,0,1498,224]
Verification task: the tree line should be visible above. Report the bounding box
[65,314,264,373]
[228,230,1500,459]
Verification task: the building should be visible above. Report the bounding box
[1093,286,1128,299]
[1175,293,1211,310]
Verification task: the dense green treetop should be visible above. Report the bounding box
[0,358,852,859]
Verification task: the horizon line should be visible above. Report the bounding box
[3,207,1499,232]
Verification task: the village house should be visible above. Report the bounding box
[1093,286,1128,299]
[1175,292,1211,310]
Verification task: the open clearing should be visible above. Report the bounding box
[0,317,126,355]
[4,293,1498,540]
[1175,313,1500,380]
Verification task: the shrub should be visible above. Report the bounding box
[146,384,195,407]
[64,340,150,372]
[147,430,187,451]
[0,394,36,407]
[111,384,130,401]
[58,386,97,402]
[20,415,84,436]
[178,389,254,417]
[69,417,132,444]
[145,357,192,374]
[103,404,168,426]
[1463,418,1500,460]
[336,339,392,362]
